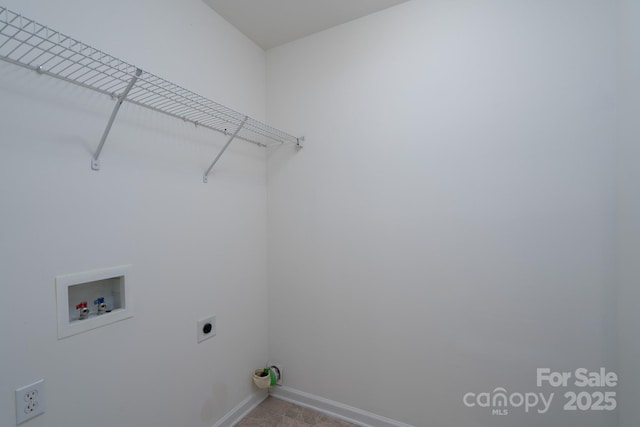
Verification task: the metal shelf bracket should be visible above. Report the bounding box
[92,68,143,171]
[203,116,248,183]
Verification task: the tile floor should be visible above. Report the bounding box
[235,396,359,427]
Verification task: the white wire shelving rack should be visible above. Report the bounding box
[0,7,303,182]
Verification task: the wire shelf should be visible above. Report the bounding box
[0,6,300,157]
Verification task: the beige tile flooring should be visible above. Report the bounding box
[235,396,359,427]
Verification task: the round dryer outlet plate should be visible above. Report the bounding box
[197,315,216,343]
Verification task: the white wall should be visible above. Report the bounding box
[0,1,269,427]
[267,1,618,426]
[2,1,631,426]
[617,0,640,426]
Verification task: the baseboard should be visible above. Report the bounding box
[212,390,268,427]
[270,386,416,427]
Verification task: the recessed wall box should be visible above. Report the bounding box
[55,265,133,339]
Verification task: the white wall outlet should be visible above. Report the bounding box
[197,315,216,343]
[15,379,45,424]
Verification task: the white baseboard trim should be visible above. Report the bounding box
[270,386,416,427]
[212,390,268,427]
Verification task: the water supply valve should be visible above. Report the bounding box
[76,302,89,320]
[94,297,107,315]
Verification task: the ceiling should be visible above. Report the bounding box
[202,0,409,50]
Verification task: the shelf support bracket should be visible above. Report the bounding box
[203,116,248,183]
[92,68,143,171]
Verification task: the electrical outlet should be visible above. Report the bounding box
[197,315,216,343]
[15,380,45,424]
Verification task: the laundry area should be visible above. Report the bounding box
[0,1,639,427]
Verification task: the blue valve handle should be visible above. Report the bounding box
[94,297,105,305]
